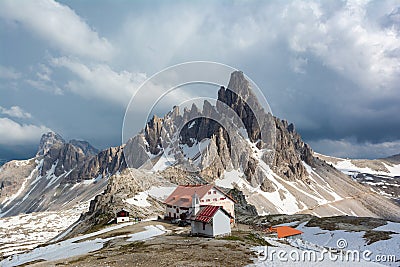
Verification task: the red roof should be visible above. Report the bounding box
[116,209,129,217]
[193,205,220,223]
[192,205,233,223]
[164,184,214,208]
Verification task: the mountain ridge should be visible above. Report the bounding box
[60,71,400,238]
[0,133,123,217]
[1,71,399,230]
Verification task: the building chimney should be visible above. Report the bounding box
[192,192,200,215]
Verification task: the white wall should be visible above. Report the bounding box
[212,210,231,236]
[200,188,235,218]
[191,209,231,237]
[191,220,214,236]
[165,206,192,219]
[165,187,235,220]
[117,217,129,223]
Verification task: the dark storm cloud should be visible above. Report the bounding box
[0,0,399,160]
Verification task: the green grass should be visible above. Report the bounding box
[245,232,273,246]
[305,216,387,232]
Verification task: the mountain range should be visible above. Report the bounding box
[0,71,399,239]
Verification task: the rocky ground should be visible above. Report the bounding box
[2,214,399,267]
[29,221,261,267]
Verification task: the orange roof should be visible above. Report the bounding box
[270,226,303,238]
[164,184,214,208]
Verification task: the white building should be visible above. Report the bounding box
[164,184,235,221]
[116,209,130,223]
[190,196,233,237]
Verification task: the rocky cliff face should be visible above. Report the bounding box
[272,119,311,182]
[69,140,99,156]
[0,133,125,217]
[37,133,125,184]
[36,132,65,156]
[119,70,400,219]
[0,159,38,209]
[62,168,172,239]
[2,70,400,225]
[133,71,313,189]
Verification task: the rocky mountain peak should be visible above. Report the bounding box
[227,71,251,98]
[34,131,125,186]
[145,115,164,155]
[69,140,99,157]
[133,71,315,185]
[217,80,262,143]
[36,132,65,156]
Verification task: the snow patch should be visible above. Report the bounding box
[124,192,151,207]
[1,222,167,267]
[252,221,400,266]
[146,186,177,201]
[0,202,90,257]
[215,169,244,189]
[188,120,196,129]
[126,225,166,242]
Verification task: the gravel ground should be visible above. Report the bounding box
[29,222,259,267]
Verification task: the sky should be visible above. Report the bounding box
[0,0,399,161]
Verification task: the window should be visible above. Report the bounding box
[213,191,216,194]
[167,205,172,208]
[176,208,179,213]
[220,197,225,200]
[206,199,210,202]
[201,200,204,202]
[208,191,211,195]
[203,222,206,230]
[213,198,217,201]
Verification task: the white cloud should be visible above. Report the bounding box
[25,62,63,95]
[1,1,399,159]
[0,0,113,61]
[36,64,52,82]
[0,106,32,119]
[283,1,400,91]
[310,138,400,159]
[0,117,51,145]
[290,57,308,74]
[51,57,146,106]
[0,65,21,80]
[26,79,63,95]
[50,57,197,110]
[116,1,399,92]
